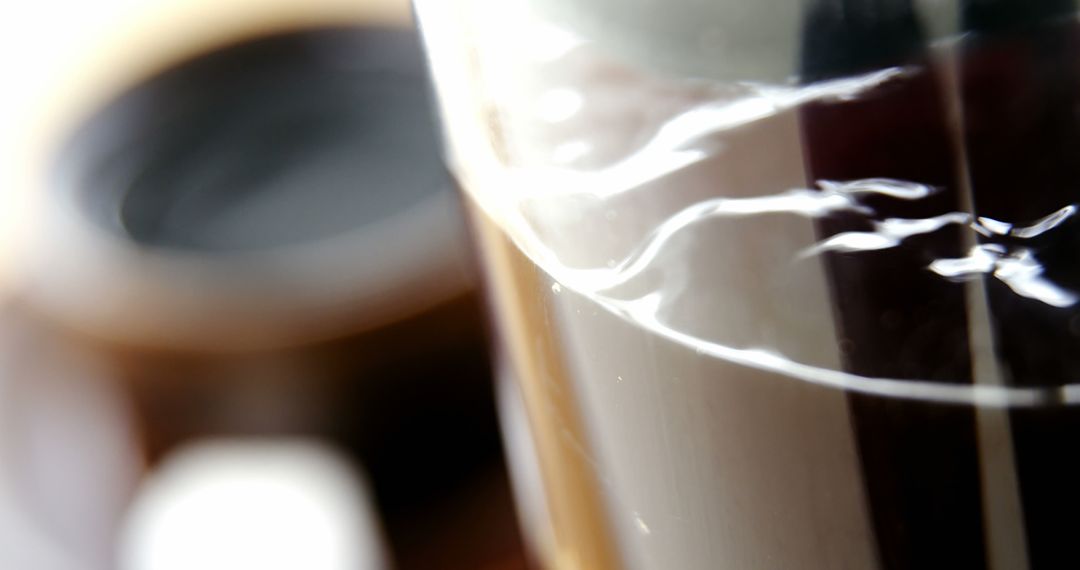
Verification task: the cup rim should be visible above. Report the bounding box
[16,25,471,351]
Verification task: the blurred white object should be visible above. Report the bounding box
[119,439,389,570]
[0,318,141,570]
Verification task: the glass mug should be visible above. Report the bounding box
[415,1,1080,568]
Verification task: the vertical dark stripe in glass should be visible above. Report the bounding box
[798,1,987,568]
[959,1,1080,567]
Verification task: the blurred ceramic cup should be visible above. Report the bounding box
[6,20,501,570]
[27,24,478,449]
